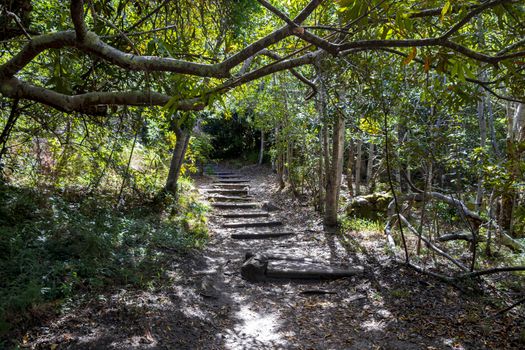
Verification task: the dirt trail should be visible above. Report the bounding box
[23,165,523,349]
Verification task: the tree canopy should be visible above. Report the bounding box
[0,0,523,114]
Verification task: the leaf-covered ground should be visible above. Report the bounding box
[15,165,524,349]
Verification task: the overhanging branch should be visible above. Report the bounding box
[0,77,204,113]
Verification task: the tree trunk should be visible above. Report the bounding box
[475,95,486,212]
[500,103,525,236]
[416,160,433,255]
[355,138,362,195]
[324,113,345,227]
[165,126,190,196]
[317,126,326,212]
[258,129,264,165]
[316,72,328,212]
[346,139,354,197]
[486,93,499,157]
[396,123,405,190]
[366,142,375,192]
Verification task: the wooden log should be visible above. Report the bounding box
[223,220,282,228]
[241,253,364,282]
[212,202,259,209]
[231,231,294,239]
[266,261,364,279]
[222,212,269,218]
[498,232,525,253]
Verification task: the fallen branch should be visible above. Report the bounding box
[388,192,525,253]
[437,232,486,242]
[383,217,396,254]
[492,297,525,318]
[398,214,469,272]
[395,260,454,284]
[457,266,525,279]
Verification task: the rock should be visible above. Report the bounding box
[345,192,393,220]
[262,201,281,212]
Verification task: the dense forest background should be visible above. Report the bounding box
[0,0,524,348]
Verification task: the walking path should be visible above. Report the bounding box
[23,165,521,349]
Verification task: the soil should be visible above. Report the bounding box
[17,165,524,349]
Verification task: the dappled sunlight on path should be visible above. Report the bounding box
[19,165,524,349]
[220,300,289,349]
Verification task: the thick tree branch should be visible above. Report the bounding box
[0,50,320,115]
[0,31,227,79]
[0,0,325,82]
[257,0,338,55]
[0,77,204,113]
[215,51,320,96]
[1,0,522,114]
[295,0,324,23]
[376,48,525,103]
[339,38,525,64]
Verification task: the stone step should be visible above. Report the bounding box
[206,189,249,195]
[208,195,252,201]
[213,172,236,176]
[223,220,282,228]
[214,174,242,178]
[212,202,259,209]
[231,231,294,239]
[212,183,250,188]
[222,212,269,218]
[214,179,249,183]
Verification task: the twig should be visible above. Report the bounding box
[491,297,525,318]
[5,11,32,40]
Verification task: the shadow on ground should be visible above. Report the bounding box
[17,165,524,350]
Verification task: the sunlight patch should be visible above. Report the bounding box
[361,318,386,331]
[221,303,289,349]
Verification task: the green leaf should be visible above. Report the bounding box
[441,1,451,21]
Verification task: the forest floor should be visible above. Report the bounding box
[21,165,523,349]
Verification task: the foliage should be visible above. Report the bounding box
[183,132,214,174]
[340,216,384,234]
[202,111,259,160]
[0,180,208,337]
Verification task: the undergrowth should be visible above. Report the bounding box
[0,178,208,340]
[340,215,384,234]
